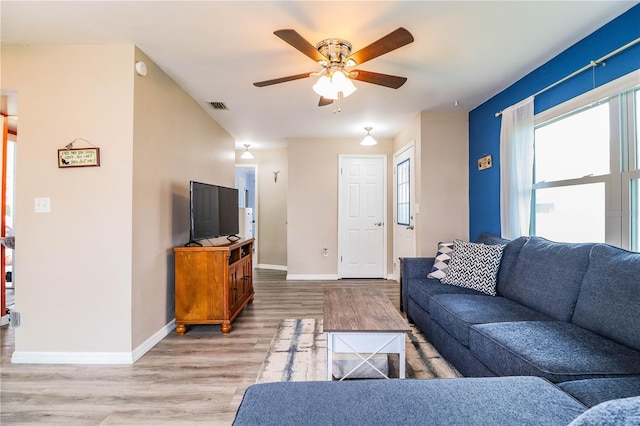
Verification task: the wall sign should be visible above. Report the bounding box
[58,148,100,168]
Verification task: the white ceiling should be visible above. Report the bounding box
[1,1,637,150]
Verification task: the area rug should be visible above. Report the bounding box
[256,318,461,383]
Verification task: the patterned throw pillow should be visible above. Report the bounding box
[427,242,454,279]
[440,240,506,296]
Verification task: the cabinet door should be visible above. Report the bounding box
[239,256,253,296]
[228,263,240,312]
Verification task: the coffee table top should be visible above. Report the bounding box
[323,288,410,333]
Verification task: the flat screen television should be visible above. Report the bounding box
[189,181,239,243]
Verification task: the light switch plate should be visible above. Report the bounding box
[35,197,51,213]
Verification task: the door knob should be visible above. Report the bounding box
[374,222,383,226]
[406,225,414,230]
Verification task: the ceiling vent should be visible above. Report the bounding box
[209,101,229,110]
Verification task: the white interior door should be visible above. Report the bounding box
[393,143,416,281]
[339,156,386,278]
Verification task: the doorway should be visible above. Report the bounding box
[1,95,17,325]
[392,142,416,281]
[235,164,257,266]
[338,155,387,278]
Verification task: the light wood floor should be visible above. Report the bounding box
[1,269,400,425]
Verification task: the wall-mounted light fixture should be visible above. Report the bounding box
[360,127,377,146]
[240,144,254,159]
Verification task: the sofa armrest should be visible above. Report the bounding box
[401,257,435,280]
[400,257,434,312]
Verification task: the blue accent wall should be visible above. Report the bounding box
[468,4,640,240]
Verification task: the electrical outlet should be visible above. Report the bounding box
[478,155,493,171]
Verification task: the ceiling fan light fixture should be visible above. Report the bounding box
[313,75,334,98]
[331,70,357,97]
[360,127,377,146]
[313,71,356,100]
[240,144,254,159]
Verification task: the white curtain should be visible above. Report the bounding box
[500,96,534,239]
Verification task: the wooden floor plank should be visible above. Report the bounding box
[1,269,399,425]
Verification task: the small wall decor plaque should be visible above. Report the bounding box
[58,148,100,168]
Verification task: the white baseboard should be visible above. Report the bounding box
[12,350,135,364]
[286,274,339,280]
[257,264,287,271]
[132,318,175,363]
[11,319,176,365]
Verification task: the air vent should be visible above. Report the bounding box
[209,101,229,110]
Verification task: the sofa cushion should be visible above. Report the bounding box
[406,277,482,314]
[427,242,454,279]
[499,237,593,321]
[572,244,640,352]
[469,321,640,383]
[440,240,506,296]
[494,237,528,295]
[233,377,587,426]
[430,294,552,346]
[568,396,640,426]
[559,376,640,408]
[473,234,528,292]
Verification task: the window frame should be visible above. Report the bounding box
[531,70,640,250]
[396,158,411,226]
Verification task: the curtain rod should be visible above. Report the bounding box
[495,37,640,118]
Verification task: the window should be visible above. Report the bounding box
[534,103,610,183]
[531,72,639,250]
[396,158,410,226]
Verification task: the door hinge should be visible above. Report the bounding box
[340,256,343,262]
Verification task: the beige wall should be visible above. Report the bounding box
[287,138,393,277]
[235,148,288,268]
[2,44,235,360]
[392,112,469,258]
[131,48,235,349]
[420,112,469,253]
[3,45,136,354]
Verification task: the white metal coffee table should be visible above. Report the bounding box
[323,288,410,380]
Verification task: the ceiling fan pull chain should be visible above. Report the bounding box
[333,92,343,114]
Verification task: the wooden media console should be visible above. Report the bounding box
[174,238,254,335]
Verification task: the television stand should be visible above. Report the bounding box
[174,238,254,335]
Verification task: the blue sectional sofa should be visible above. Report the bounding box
[233,376,640,425]
[232,234,640,424]
[401,234,640,404]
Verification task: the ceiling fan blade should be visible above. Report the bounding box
[253,72,313,87]
[351,70,407,89]
[318,96,334,107]
[346,27,414,66]
[274,29,328,63]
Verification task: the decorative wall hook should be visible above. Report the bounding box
[273,171,280,182]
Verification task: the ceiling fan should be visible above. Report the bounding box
[253,28,414,107]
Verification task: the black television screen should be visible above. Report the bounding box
[190,181,239,241]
